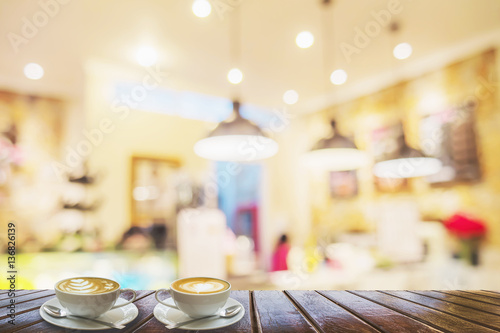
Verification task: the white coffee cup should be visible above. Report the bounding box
[54,277,137,318]
[155,277,231,318]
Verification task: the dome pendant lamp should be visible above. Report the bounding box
[302,1,368,171]
[373,131,442,179]
[303,120,368,171]
[194,100,279,162]
[373,24,441,179]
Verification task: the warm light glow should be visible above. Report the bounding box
[418,91,446,114]
[192,0,211,18]
[24,63,44,80]
[302,148,369,171]
[133,186,149,201]
[295,31,314,49]
[283,90,299,105]
[373,157,442,178]
[194,135,279,161]
[136,46,158,67]
[393,42,413,60]
[330,69,348,85]
[227,68,243,84]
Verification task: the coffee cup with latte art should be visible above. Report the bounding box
[55,277,137,318]
[155,277,231,318]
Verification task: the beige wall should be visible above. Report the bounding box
[84,64,210,244]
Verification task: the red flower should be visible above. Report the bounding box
[444,213,487,239]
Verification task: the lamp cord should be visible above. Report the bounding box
[229,5,242,101]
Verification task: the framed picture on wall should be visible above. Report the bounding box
[371,123,410,193]
[420,101,480,185]
[130,155,181,228]
[329,170,358,198]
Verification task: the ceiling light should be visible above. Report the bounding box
[227,68,243,84]
[136,46,158,67]
[393,42,412,60]
[296,31,314,49]
[24,63,44,80]
[283,90,299,105]
[330,69,347,85]
[194,101,279,161]
[192,0,211,18]
[373,157,442,178]
[373,133,442,178]
[302,121,368,171]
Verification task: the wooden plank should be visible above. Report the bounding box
[204,290,253,333]
[131,290,253,332]
[125,291,167,333]
[0,295,57,333]
[438,291,500,306]
[0,290,24,296]
[4,290,153,333]
[383,290,500,331]
[0,290,45,301]
[286,290,381,333]
[411,291,500,316]
[482,290,500,295]
[462,290,500,300]
[319,290,441,333]
[0,290,55,308]
[253,290,316,333]
[351,290,498,332]
[0,293,56,321]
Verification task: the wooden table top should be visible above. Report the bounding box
[2,289,500,332]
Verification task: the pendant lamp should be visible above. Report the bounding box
[302,0,368,171]
[303,120,368,171]
[194,100,279,162]
[372,131,442,179]
[373,23,442,179]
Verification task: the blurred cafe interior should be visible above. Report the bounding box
[1,0,500,291]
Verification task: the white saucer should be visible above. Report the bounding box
[154,297,245,331]
[39,297,138,330]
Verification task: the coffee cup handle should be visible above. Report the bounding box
[155,288,179,309]
[111,288,137,309]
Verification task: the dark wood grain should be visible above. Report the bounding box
[461,290,500,300]
[127,291,173,333]
[0,290,55,308]
[482,290,500,295]
[286,290,381,332]
[0,293,56,321]
[411,291,500,316]
[352,290,499,332]
[319,290,442,332]
[0,290,47,302]
[0,295,52,333]
[383,290,500,331]
[2,289,500,332]
[3,290,152,333]
[253,290,316,333]
[204,290,253,333]
[131,290,253,332]
[438,290,500,306]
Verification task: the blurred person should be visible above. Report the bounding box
[271,234,290,271]
[117,226,154,251]
[148,220,168,249]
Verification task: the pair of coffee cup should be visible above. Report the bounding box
[54,276,231,318]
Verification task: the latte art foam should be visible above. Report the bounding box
[171,278,229,294]
[57,278,119,294]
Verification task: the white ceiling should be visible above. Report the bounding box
[1,0,500,113]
